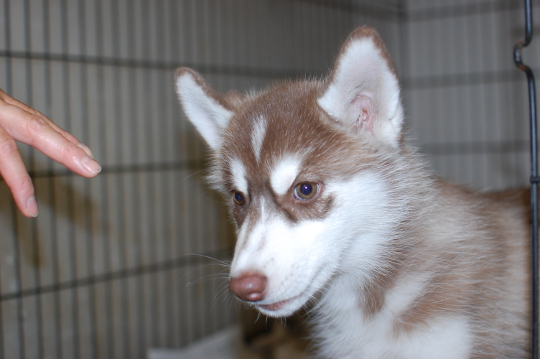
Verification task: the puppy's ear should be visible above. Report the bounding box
[318,27,403,148]
[175,68,233,151]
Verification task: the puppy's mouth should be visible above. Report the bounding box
[255,293,305,316]
[253,268,327,317]
[259,298,293,311]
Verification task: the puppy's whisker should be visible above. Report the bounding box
[212,283,233,308]
[186,252,231,267]
[186,274,229,287]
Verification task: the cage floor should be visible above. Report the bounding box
[148,326,240,359]
[148,324,311,359]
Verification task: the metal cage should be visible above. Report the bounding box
[0,0,537,358]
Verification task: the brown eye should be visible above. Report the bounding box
[233,191,245,205]
[294,182,318,200]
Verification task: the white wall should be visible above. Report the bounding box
[400,0,538,189]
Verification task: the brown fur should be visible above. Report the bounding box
[219,81,377,228]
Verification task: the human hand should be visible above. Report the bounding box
[0,89,101,217]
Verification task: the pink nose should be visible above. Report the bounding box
[229,273,267,302]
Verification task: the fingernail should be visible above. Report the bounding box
[81,156,102,174]
[78,143,94,158]
[26,196,38,217]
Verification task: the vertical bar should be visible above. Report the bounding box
[155,0,170,347]
[193,0,206,342]
[42,0,64,357]
[0,0,7,354]
[170,0,184,347]
[109,1,131,356]
[148,0,160,346]
[140,0,158,350]
[185,0,197,344]
[208,0,221,334]
[76,0,98,357]
[24,0,45,357]
[59,1,80,357]
[473,2,489,188]
[30,109,45,357]
[513,0,538,357]
[11,209,24,359]
[92,0,115,357]
[198,0,210,339]
[9,0,27,357]
[165,0,177,347]
[126,0,146,355]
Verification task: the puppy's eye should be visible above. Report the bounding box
[294,182,318,200]
[233,191,245,205]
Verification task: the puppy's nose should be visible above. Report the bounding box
[230,273,267,302]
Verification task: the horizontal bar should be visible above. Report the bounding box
[25,159,205,179]
[401,69,537,90]
[407,0,527,22]
[2,51,534,91]
[417,140,527,156]
[0,249,233,302]
[298,0,401,20]
[0,50,323,80]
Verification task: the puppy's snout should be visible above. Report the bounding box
[230,273,267,302]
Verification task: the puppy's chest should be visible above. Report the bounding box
[313,279,472,359]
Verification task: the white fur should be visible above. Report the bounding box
[175,71,231,150]
[230,159,248,195]
[315,275,472,359]
[269,155,303,196]
[385,273,430,316]
[231,171,396,319]
[318,37,403,148]
[231,199,332,317]
[251,116,267,161]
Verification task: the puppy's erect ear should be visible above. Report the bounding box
[318,27,403,148]
[175,68,233,151]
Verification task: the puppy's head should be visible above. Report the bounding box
[175,27,404,317]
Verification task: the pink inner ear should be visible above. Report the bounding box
[354,94,374,133]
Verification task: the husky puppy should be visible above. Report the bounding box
[175,26,531,358]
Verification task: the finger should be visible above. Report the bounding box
[0,89,94,157]
[0,103,101,178]
[0,89,41,116]
[0,125,38,217]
